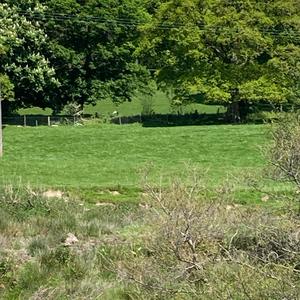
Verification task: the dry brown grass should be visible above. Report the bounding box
[116,171,300,299]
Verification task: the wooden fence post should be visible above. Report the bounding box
[48,116,51,126]
[24,115,27,127]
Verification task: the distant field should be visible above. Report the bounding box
[0,123,266,191]
[18,91,226,116]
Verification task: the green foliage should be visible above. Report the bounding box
[0,2,60,112]
[39,0,152,111]
[0,0,153,113]
[139,0,300,119]
[0,74,14,101]
[1,0,299,118]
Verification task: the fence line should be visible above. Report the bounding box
[3,113,225,127]
[2,115,84,126]
[3,102,300,127]
[111,112,227,126]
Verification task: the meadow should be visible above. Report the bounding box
[1,112,300,299]
[0,123,267,201]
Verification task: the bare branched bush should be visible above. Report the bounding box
[118,171,300,299]
[269,113,300,214]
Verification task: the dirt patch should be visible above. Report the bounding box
[108,190,120,196]
[42,190,63,199]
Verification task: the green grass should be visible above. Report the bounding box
[1,121,299,299]
[18,107,53,115]
[18,91,225,116]
[0,123,267,191]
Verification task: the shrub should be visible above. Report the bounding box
[269,113,300,214]
[140,95,155,116]
[117,172,300,299]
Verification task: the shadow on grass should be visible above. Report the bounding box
[111,113,230,127]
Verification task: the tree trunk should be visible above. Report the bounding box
[226,101,241,123]
[226,100,250,123]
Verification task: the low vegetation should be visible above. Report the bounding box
[0,185,142,299]
[0,171,299,299]
[2,112,300,299]
[269,114,300,214]
[123,172,300,299]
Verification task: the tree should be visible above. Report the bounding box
[1,0,154,113]
[34,0,152,112]
[0,2,60,114]
[0,75,14,102]
[138,0,300,121]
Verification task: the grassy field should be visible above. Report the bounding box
[0,123,266,188]
[1,121,300,299]
[0,122,270,205]
[18,91,225,116]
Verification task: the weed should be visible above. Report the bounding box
[117,172,300,299]
[27,237,48,256]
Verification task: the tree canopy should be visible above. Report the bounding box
[0,2,60,112]
[40,0,151,112]
[1,0,151,113]
[1,0,299,118]
[139,0,300,119]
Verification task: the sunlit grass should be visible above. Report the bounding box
[0,123,267,189]
[18,91,225,116]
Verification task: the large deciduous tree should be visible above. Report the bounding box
[0,2,60,114]
[36,0,151,112]
[139,0,300,120]
[2,0,153,113]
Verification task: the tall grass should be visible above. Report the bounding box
[0,185,142,299]
[1,173,299,299]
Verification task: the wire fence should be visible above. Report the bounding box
[2,115,83,126]
[3,112,226,127]
[3,102,300,127]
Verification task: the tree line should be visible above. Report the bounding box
[0,0,299,120]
